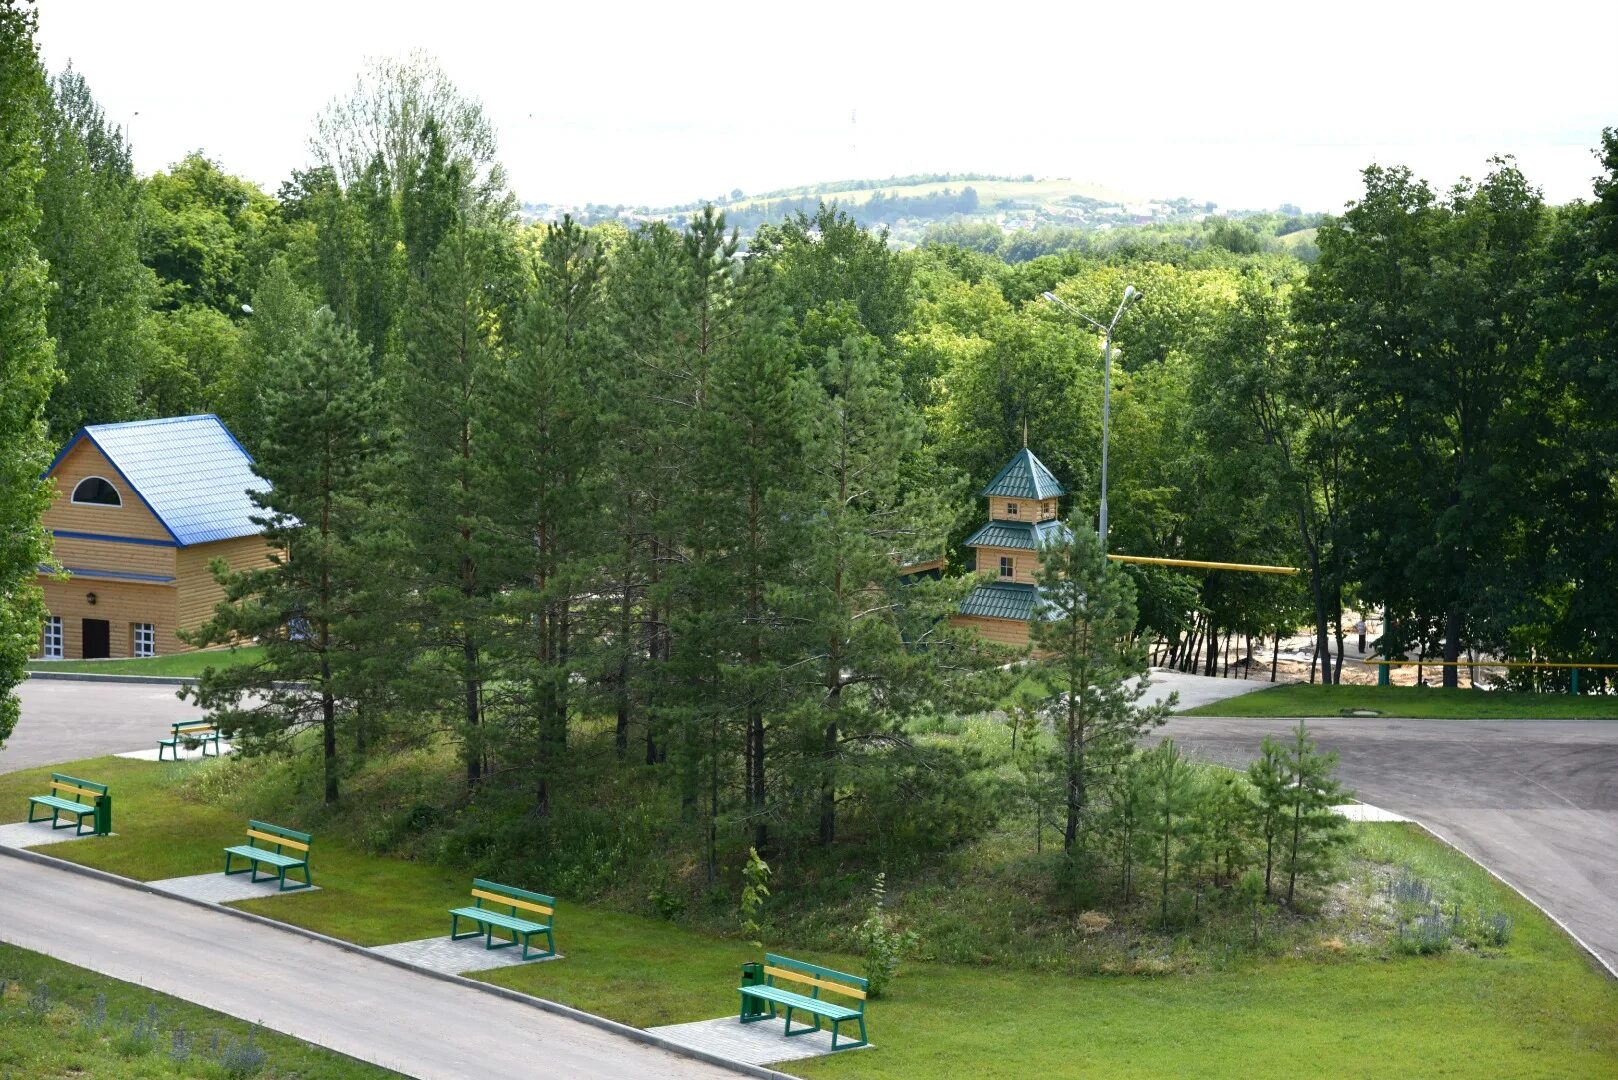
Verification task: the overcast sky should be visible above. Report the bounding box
[36,0,1618,212]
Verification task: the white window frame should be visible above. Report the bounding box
[132,622,156,658]
[43,616,63,659]
[70,475,123,507]
[999,556,1014,578]
[1005,501,1019,517]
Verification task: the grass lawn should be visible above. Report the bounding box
[0,942,400,1078]
[1180,681,1618,719]
[25,644,267,678]
[2,755,1614,1078]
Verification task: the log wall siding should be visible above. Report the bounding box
[40,578,180,658]
[176,535,274,632]
[973,545,1040,586]
[42,441,174,542]
[987,497,1060,523]
[949,613,1031,648]
[48,535,178,579]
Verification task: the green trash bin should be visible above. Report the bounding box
[93,793,112,837]
[739,961,767,1020]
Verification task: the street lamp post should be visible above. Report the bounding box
[1041,285,1142,553]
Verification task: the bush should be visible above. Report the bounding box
[857,873,918,998]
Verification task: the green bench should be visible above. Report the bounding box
[27,773,110,837]
[159,720,222,761]
[449,879,556,960]
[739,952,868,1050]
[223,820,313,891]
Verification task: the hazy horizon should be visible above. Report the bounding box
[35,0,1618,214]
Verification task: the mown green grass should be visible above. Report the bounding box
[3,754,1614,1078]
[1181,682,1618,719]
[25,644,266,677]
[0,943,400,1078]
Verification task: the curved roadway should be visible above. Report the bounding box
[1159,714,1618,976]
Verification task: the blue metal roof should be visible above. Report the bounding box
[49,415,265,548]
[964,519,1072,551]
[981,449,1067,500]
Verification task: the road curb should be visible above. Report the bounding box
[0,844,799,1080]
[26,670,197,686]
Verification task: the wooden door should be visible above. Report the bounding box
[82,618,110,659]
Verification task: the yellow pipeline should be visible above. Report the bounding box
[1106,553,1300,576]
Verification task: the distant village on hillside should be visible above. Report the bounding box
[518,172,1317,250]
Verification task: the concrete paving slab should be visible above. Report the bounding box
[115,741,234,762]
[369,935,562,974]
[649,1016,871,1064]
[150,871,320,903]
[0,820,115,848]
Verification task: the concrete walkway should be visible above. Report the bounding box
[1160,715,1618,978]
[0,852,755,1080]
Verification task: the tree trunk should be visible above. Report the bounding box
[1442,606,1462,689]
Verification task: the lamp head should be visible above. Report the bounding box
[1122,285,1142,306]
[1041,291,1059,304]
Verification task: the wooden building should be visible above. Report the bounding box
[950,448,1071,648]
[34,414,271,660]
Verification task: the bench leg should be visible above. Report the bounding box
[278,863,313,891]
[783,1006,822,1037]
[450,913,482,942]
[519,928,555,961]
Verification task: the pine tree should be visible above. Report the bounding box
[0,0,57,750]
[182,308,381,803]
[386,185,513,785]
[1031,520,1171,853]
[1279,720,1350,903]
[485,215,607,817]
[1246,736,1289,898]
[782,322,981,846]
[1140,737,1197,928]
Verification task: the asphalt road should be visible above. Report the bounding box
[0,854,745,1080]
[0,677,205,773]
[1160,714,1618,976]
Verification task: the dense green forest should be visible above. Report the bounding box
[2,2,1616,949]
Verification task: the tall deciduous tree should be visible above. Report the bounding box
[0,0,58,749]
[35,64,155,435]
[1298,162,1548,686]
[183,309,381,803]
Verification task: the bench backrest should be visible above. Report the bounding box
[470,878,554,921]
[172,721,219,736]
[246,819,311,859]
[48,773,107,806]
[763,953,867,1011]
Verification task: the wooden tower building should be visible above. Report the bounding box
[949,448,1071,648]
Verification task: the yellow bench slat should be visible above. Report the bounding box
[763,966,867,1000]
[470,888,552,916]
[246,829,310,852]
[173,725,219,735]
[48,782,103,800]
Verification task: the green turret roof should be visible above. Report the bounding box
[981,449,1067,500]
[964,519,1073,551]
[959,581,1041,621]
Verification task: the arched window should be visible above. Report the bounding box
[71,476,122,507]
